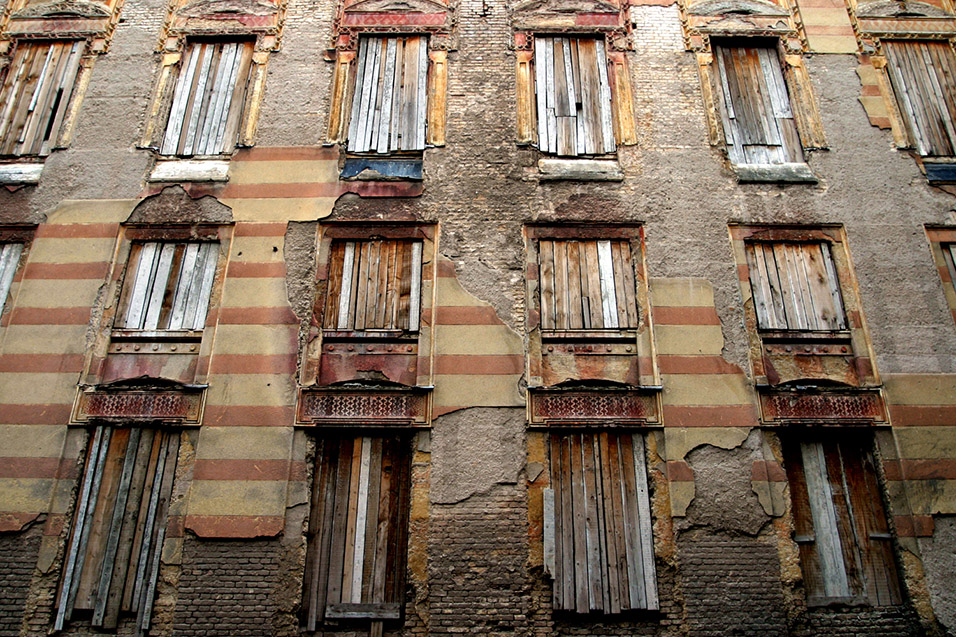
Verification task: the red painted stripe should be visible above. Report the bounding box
[653,306,721,325]
[436,260,457,277]
[889,405,956,426]
[426,306,503,325]
[661,405,759,427]
[34,223,118,239]
[218,306,298,325]
[233,146,339,162]
[751,460,787,482]
[22,262,110,280]
[184,514,284,538]
[0,354,85,373]
[227,261,287,278]
[666,460,694,482]
[803,25,856,35]
[0,512,41,533]
[167,515,185,538]
[861,84,882,97]
[938,265,951,283]
[894,514,935,538]
[8,306,90,325]
[203,405,295,427]
[434,355,523,375]
[209,354,297,375]
[886,458,956,480]
[0,457,61,479]
[659,355,743,375]
[233,222,288,237]
[193,459,306,481]
[43,513,67,536]
[0,403,73,424]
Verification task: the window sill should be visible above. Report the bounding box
[537,158,624,182]
[733,162,817,183]
[922,159,956,184]
[149,159,230,183]
[340,156,423,181]
[0,162,43,185]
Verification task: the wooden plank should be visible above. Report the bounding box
[341,437,364,603]
[325,242,345,330]
[370,438,392,605]
[336,242,356,329]
[186,242,218,330]
[305,440,335,631]
[543,488,556,578]
[351,437,372,603]
[552,241,569,330]
[362,438,383,601]
[398,242,412,331]
[137,432,178,632]
[558,435,574,611]
[619,433,645,609]
[800,441,851,598]
[0,243,23,310]
[180,43,215,155]
[130,430,170,611]
[603,434,627,613]
[408,241,422,332]
[566,241,583,329]
[168,243,199,329]
[6,46,46,155]
[387,241,401,329]
[353,241,371,331]
[354,37,380,152]
[577,39,597,155]
[632,434,657,609]
[196,43,233,154]
[584,240,604,329]
[783,436,824,598]
[569,434,588,612]
[548,438,564,605]
[142,243,176,329]
[538,240,555,330]
[347,37,370,151]
[618,241,639,328]
[377,38,398,154]
[0,45,30,148]
[747,244,780,330]
[534,38,550,153]
[581,434,604,611]
[364,240,383,329]
[122,428,163,612]
[19,43,60,155]
[327,438,354,606]
[852,441,902,605]
[415,36,428,150]
[885,42,931,154]
[376,240,394,329]
[594,39,615,153]
[543,37,557,153]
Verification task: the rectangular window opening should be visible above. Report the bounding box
[544,431,658,614]
[784,433,903,607]
[160,40,254,157]
[0,40,84,157]
[302,434,411,630]
[55,426,180,632]
[533,36,616,157]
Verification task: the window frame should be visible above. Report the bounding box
[924,226,956,328]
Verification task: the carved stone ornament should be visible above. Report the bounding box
[344,0,447,13]
[856,0,950,17]
[513,0,619,15]
[686,0,789,17]
[176,0,278,17]
[11,0,110,18]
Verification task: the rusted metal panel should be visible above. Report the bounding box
[72,387,205,424]
[757,387,886,425]
[529,388,660,426]
[297,386,430,426]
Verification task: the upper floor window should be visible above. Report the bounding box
[347,35,428,155]
[0,40,84,157]
[745,241,847,334]
[114,241,218,333]
[883,39,956,158]
[533,36,616,157]
[160,40,254,157]
[537,238,638,333]
[323,239,423,334]
[0,242,23,313]
[713,42,804,170]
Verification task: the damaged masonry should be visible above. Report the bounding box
[0,0,956,632]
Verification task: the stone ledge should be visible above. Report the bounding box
[733,162,817,183]
[0,163,43,185]
[149,159,230,182]
[537,158,624,181]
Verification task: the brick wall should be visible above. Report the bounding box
[173,538,280,635]
[793,606,922,636]
[0,530,39,636]
[678,534,789,636]
[428,486,532,634]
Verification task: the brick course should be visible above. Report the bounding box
[0,530,40,636]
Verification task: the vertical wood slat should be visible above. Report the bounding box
[801,441,853,598]
[304,436,410,623]
[549,432,656,613]
[0,243,23,311]
[119,241,219,331]
[161,41,252,156]
[746,242,847,332]
[885,40,956,156]
[538,239,638,331]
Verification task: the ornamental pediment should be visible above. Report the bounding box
[513,0,619,16]
[856,0,950,17]
[344,0,448,13]
[176,0,278,18]
[12,0,110,18]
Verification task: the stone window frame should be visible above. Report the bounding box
[925,225,956,326]
[85,224,232,387]
[679,0,827,182]
[524,223,659,389]
[729,224,879,387]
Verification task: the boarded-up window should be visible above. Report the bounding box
[347,36,428,154]
[544,432,657,613]
[115,242,218,332]
[323,240,423,332]
[534,37,615,156]
[538,239,638,331]
[303,435,411,629]
[713,43,804,166]
[55,426,180,631]
[0,243,23,312]
[161,41,254,157]
[785,436,902,606]
[884,40,956,157]
[0,41,84,157]
[945,244,956,295]
[746,242,847,332]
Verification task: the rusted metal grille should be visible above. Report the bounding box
[530,391,658,425]
[760,391,885,423]
[298,390,428,425]
[78,390,203,423]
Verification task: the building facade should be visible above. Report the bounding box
[0,0,955,632]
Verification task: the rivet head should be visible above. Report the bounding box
[133,345,140,351]
[190,345,196,352]
[606,345,611,352]
[804,346,811,353]
[115,344,122,351]
[366,345,374,352]
[547,346,553,352]
[785,346,792,352]
[171,346,177,352]
[822,347,828,353]
[841,346,848,353]
[406,346,413,352]
[347,345,354,351]
[625,346,632,352]
[765,346,772,352]
[152,344,159,351]
[327,344,335,352]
